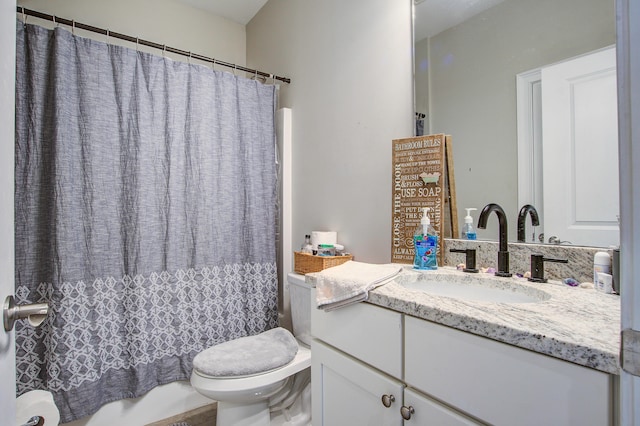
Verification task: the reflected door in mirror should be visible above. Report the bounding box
[542,47,619,247]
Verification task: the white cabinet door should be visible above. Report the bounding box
[403,388,480,426]
[312,339,404,426]
[405,316,613,426]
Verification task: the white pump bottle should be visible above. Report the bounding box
[462,208,477,240]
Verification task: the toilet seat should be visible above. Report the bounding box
[193,327,299,378]
[190,343,311,396]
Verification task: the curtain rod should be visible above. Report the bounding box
[16,6,291,84]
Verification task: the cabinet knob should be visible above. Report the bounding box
[381,394,395,408]
[400,405,415,420]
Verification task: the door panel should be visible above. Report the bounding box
[542,46,619,247]
[617,1,640,424]
[312,340,403,426]
[0,0,17,422]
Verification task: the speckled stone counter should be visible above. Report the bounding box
[309,266,621,375]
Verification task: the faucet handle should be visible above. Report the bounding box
[450,248,479,273]
[528,254,568,283]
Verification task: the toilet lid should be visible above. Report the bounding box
[193,327,299,378]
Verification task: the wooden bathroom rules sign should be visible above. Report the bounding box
[391,134,458,265]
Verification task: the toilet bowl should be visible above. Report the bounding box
[191,344,311,425]
[190,273,312,426]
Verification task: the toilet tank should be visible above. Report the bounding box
[287,272,312,347]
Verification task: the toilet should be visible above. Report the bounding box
[190,272,312,426]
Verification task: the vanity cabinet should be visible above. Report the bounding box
[405,316,614,425]
[312,340,478,426]
[311,300,482,425]
[311,298,616,425]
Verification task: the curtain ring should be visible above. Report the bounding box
[162,44,166,57]
[233,64,237,76]
[52,15,56,27]
[71,20,75,35]
[135,37,139,51]
[254,70,258,80]
[211,58,216,71]
[21,7,27,25]
[188,52,192,64]
[106,29,110,44]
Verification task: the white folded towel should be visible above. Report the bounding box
[315,261,403,311]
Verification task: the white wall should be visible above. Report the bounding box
[0,0,17,424]
[18,0,246,67]
[414,37,429,132]
[247,0,414,264]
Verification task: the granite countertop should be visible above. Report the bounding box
[311,265,621,375]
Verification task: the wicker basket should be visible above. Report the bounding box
[294,252,353,274]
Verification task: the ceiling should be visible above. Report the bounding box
[174,0,504,39]
[175,0,269,25]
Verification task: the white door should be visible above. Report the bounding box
[0,0,17,422]
[617,1,640,424]
[541,46,619,247]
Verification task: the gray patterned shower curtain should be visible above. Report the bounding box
[14,22,278,422]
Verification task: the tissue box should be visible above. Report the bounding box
[294,252,353,274]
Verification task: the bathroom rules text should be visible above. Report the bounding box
[391,134,447,265]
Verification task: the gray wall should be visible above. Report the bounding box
[415,0,615,240]
[248,0,414,264]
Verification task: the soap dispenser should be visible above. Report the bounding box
[462,208,477,240]
[413,207,438,270]
[301,234,313,254]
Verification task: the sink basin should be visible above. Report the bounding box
[395,271,551,304]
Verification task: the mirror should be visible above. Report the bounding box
[413,0,617,246]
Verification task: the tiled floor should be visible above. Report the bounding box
[145,403,217,426]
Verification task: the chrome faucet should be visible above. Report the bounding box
[517,204,540,242]
[477,203,512,277]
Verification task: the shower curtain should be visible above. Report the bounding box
[14,22,278,422]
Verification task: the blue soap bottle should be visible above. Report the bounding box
[462,208,477,240]
[413,207,438,270]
